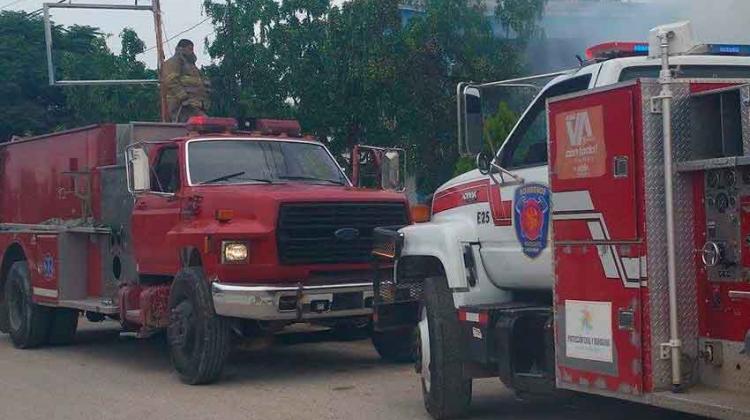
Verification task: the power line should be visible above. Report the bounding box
[27,0,67,18]
[0,0,29,10]
[143,16,210,53]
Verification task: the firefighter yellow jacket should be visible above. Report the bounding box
[162,53,210,114]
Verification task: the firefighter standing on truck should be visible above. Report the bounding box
[163,39,210,123]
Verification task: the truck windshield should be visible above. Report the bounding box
[188,140,347,186]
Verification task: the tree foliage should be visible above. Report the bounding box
[0,11,158,141]
[203,0,546,193]
[1,1,547,194]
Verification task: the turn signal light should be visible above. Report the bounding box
[215,209,234,222]
[410,204,431,223]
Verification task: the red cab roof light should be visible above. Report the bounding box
[186,116,238,134]
[585,41,649,61]
[254,119,302,137]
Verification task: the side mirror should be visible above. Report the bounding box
[126,146,151,193]
[458,84,484,157]
[380,149,404,191]
[351,145,406,192]
[476,151,492,175]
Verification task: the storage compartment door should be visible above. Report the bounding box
[548,83,644,396]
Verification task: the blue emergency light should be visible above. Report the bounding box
[706,44,750,56]
[586,41,750,61]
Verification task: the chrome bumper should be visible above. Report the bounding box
[211,282,374,321]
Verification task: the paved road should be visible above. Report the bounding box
[0,321,700,420]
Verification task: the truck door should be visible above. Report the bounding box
[131,145,182,275]
[477,75,593,290]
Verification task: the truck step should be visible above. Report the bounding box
[651,385,750,419]
[57,298,119,315]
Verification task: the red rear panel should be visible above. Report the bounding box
[549,81,646,396]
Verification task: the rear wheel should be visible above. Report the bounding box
[419,276,472,419]
[47,309,79,345]
[167,267,231,385]
[5,261,52,349]
[372,328,415,362]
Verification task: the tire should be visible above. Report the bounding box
[418,276,472,419]
[372,328,415,363]
[47,308,79,345]
[167,267,231,385]
[4,261,52,349]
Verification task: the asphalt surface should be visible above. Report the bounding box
[0,321,702,420]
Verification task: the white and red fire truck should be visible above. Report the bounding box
[373,22,750,419]
[0,116,412,384]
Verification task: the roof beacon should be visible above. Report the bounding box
[186,116,238,134]
[585,41,649,60]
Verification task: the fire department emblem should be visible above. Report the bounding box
[514,184,550,258]
[41,254,54,278]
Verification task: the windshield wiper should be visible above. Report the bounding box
[277,175,345,185]
[200,171,272,185]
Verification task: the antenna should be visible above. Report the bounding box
[43,1,169,121]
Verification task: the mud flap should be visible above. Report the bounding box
[0,300,8,333]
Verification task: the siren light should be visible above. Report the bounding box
[186,116,238,134]
[585,42,649,61]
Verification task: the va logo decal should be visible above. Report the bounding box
[514,184,550,258]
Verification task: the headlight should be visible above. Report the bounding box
[222,241,249,264]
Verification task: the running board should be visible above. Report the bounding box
[56,299,119,315]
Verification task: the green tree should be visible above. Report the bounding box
[0,11,158,141]
[60,26,159,125]
[484,101,517,152]
[0,11,65,140]
[496,0,548,40]
[202,0,548,194]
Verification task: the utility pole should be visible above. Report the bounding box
[152,0,168,122]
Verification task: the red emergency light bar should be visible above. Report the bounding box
[186,116,238,134]
[585,41,649,61]
[254,119,302,137]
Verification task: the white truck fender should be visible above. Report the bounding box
[399,218,477,291]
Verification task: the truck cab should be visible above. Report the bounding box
[372,39,750,419]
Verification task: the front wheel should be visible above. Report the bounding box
[419,276,472,419]
[167,268,231,385]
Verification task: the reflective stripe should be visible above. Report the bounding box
[33,287,58,298]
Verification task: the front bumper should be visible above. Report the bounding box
[212,282,375,321]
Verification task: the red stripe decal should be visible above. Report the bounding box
[433,179,513,227]
[432,180,489,214]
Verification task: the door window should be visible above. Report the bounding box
[501,75,592,169]
[152,147,180,193]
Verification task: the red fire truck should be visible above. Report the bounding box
[373,22,750,419]
[0,116,411,384]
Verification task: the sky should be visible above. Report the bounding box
[4,0,217,68]
[2,0,346,70]
[3,0,750,74]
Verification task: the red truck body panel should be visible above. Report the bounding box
[549,80,750,416]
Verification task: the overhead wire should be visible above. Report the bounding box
[0,0,29,11]
[143,16,211,53]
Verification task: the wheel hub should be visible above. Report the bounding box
[418,307,431,392]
